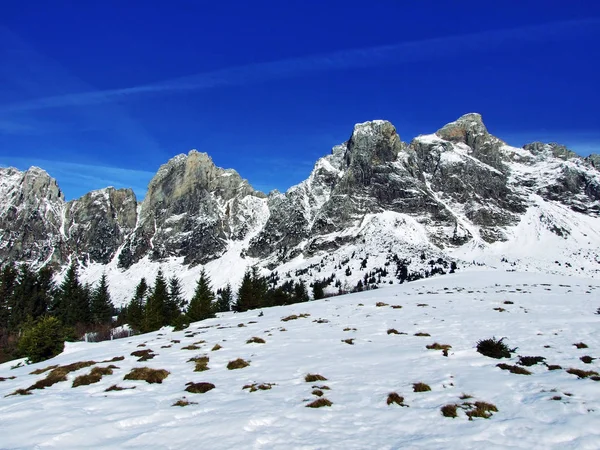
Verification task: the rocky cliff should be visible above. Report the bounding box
[1,114,599,295]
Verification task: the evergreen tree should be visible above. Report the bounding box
[143,269,168,332]
[165,276,184,325]
[215,283,232,312]
[52,262,90,327]
[33,266,55,319]
[292,281,309,303]
[90,273,114,325]
[124,277,147,331]
[0,264,18,330]
[187,269,215,322]
[312,281,325,300]
[9,264,38,330]
[235,267,268,311]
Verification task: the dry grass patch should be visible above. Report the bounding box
[72,366,117,388]
[30,365,58,375]
[246,337,266,344]
[312,389,324,397]
[464,401,498,420]
[459,393,473,400]
[27,361,97,391]
[546,364,563,371]
[342,338,354,345]
[102,356,125,363]
[0,376,16,382]
[305,373,327,382]
[497,363,532,375]
[387,392,408,406]
[426,343,452,351]
[517,356,545,366]
[574,342,588,349]
[441,404,458,418]
[185,382,215,394]
[130,349,155,361]
[188,355,210,372]
[105,384,135,392]
[173,397,198,407]
[375,302,389,307]
[417,303,428,307]
[124,367,169,384]
[566,368,599,379]
[211,344,222,351]
[413,382,431,392]
[227,358,250,370]
[5,389,32,397]
[343,327,357,331]
[493,307,506,312]
[391,305,402,309]
[171,340,181,344]
[306,397,332,408]
[414,332,430,337]
[580,356,595,364]
[281,313,310,322]
[182,344,202,350]
[312,385,330,390]
[243,383,275,392]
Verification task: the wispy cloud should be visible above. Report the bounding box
[1,18,598,113]
[0,157,154,200]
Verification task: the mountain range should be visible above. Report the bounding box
[1,113,599,303]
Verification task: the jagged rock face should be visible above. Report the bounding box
[118,150,266,268]
[0,167,64,264]
[64,188,137,264]
[586,154,600,169]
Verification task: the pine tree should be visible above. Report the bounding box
[215,283,232,312]
[187,269,215,322]
[90,274,114,325]
[0,264,18,330]
[293,281,309,303]
[52,262,90,327]
[165,276,184,325]
[125,277,147,331]
[235,267,268,311]
[312,281,325,300]
[143,269,168,332]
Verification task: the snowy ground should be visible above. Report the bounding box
[1,270,600,449]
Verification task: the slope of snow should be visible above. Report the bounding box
[1,270,599,449]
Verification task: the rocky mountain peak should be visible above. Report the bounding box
[19,166,64,204]
[523,142,579,160]
[346,120,402,166]
[435,113,489,145]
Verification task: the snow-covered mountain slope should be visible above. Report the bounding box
[1,270,599,449]
[1,113,599,304]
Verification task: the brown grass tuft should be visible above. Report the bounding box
[72,366,116,388]
[459,393,473,400]
[566,368,599,379]
[306,397,332,408]
[441,404,458,418]
[312,389,324,397]
[580,356,595,364]
[211,344,222,351]
[172,397,198,407]
[387,328,400,335]
[313,318,329,323]
[243,383,275,392]
[413,382,431,392]
[27,361,97,391]
[465,401,498,420]
[188,355,210,372]
[29,365,59,375]
[181,344,201,350]
[124,367,170,384]
[391,305,402,309]
[343,327,357,331]
[0,376,16,382]
[130,349,155,361]
[375,302,389,307]
[496,363,532,375]
[227,358,250,370]
[104,384,135,392]
[312,385,330,390]
[574,342,588,349]
[185,382,215,394]
[342,338,354,345]
[305,373,327,382]
[101,356,125,363]
[5,389,32,397]
[426,343,452,351]
[386,392,407,406]
[281,313,310,322]
[546,364,563,371]
[414,332,430,337]
[246,337,266,344]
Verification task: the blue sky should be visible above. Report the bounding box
[1,1,599,200]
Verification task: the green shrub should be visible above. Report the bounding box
[18,317,70,363]
[476,337,514,359]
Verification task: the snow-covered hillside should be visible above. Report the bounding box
[2,270,599,449]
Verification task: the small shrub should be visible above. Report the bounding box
[476,337,514,359]
[413,382,431,392]
[426,343,452,351]
[517,356,545,366]
[375,302,388,307]
[441,404,458,418]
[312,389,324,397]
[305,374,327,382]
[227,358,250,370]
[580,356,595,364]
[497,363,532,375]
[387,392,407,406]
[566,368,599,379]
[211,344,222,351]
[574,342,588,349]
[246,337,266,344]
[124,367,169,384]
[342,338,354,345]
[185,382,215,393]
[237,323,246,327]
[173,398,198,406]
[105,384,135,392]
[189,356,209,372]
[387,329,400,335]
[465,401,498,420]
[18,317,70,363]
[306,397,332,408]
[546,364,563,371]
[414,332,430,337]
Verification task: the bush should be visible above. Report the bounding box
[18,317,70,363]
[441,404,458,418]
[124,367,169,383]
[306,398,332,408]
[517,356,545,366]
[386,392,407,406]
[476,337,514,359]
[305,374,327,382]
[227,358,250,370]
[413,382,431,392]
[185,382,215,393]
